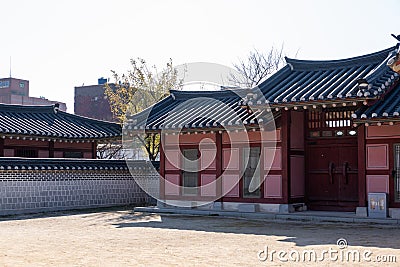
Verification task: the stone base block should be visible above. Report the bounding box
[389,208,400,219]
[238,204,258,213]
[356,207,368,217]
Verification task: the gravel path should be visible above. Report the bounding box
[0,209,399,266]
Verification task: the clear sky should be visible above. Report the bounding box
[1,0,399,113]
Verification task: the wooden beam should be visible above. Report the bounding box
[281,110,291,203]
[216,131,222,203]
[357,124,366,207]
[159,134,165,204]
[91,141,97,159]
[49,141,54,158]
[0,138,3,157]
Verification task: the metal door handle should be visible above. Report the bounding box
[328,162,334,184]
[343,162,349,184]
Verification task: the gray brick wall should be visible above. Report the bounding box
[0,168,158,215]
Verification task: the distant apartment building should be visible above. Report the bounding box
[0,77,67,111]
[74,78,115,122]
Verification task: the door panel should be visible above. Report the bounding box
[337,145,358,204]
[307,146,338,202]
[307,142,358,211]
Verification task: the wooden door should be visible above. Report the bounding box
[306,108,359,211]
[307,145,338,206]
[337,145,358,208]
[307,142,358,211]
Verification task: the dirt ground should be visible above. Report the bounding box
[0,208,399,266]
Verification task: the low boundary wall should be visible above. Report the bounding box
[0,158,158,215]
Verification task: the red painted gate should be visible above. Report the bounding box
[306,109,359,211]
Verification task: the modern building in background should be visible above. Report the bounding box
[74,77,115,122]
[0,77,67,111]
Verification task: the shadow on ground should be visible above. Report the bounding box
[1,207,399,250]
[0,205,139,222]
[109,211,400,250]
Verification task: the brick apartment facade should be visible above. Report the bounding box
[74,78,115,122]
[0,77,67,111]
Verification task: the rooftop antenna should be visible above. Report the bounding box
[9,56,12,78]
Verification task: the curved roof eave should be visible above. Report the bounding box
[284,46,395,71]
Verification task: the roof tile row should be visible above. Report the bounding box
[128,46,400,129]
[0,104,121,140]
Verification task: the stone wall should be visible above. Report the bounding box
[0,159,159,215]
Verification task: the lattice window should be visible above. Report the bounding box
[243,146,261,198]
[308,109,353,129]
[64,151,84,158]
[182,149,198,195]
[15,148,37,158]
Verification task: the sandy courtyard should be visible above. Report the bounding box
[0,208,399,266]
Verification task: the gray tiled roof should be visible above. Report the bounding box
[125,90,270,131]
[0,104,121,140]
[0,158,158,170]
[127,46,400,129]
[254,47,397,105]
[354,81,400,122]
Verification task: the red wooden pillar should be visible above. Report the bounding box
[159,133,165,203]
[215,131,222,203]
[281,110,291,204]
[49,141,54,158]
[358,124,366,207]
[0,138,4,157]
[91,141,97,159]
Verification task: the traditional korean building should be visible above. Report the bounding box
[127,45,400,217]
[0,103,121,158]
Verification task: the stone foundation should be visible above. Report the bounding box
[158,200,306,214]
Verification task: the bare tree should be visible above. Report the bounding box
[97,141,129,159]
[230,45,285,88]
